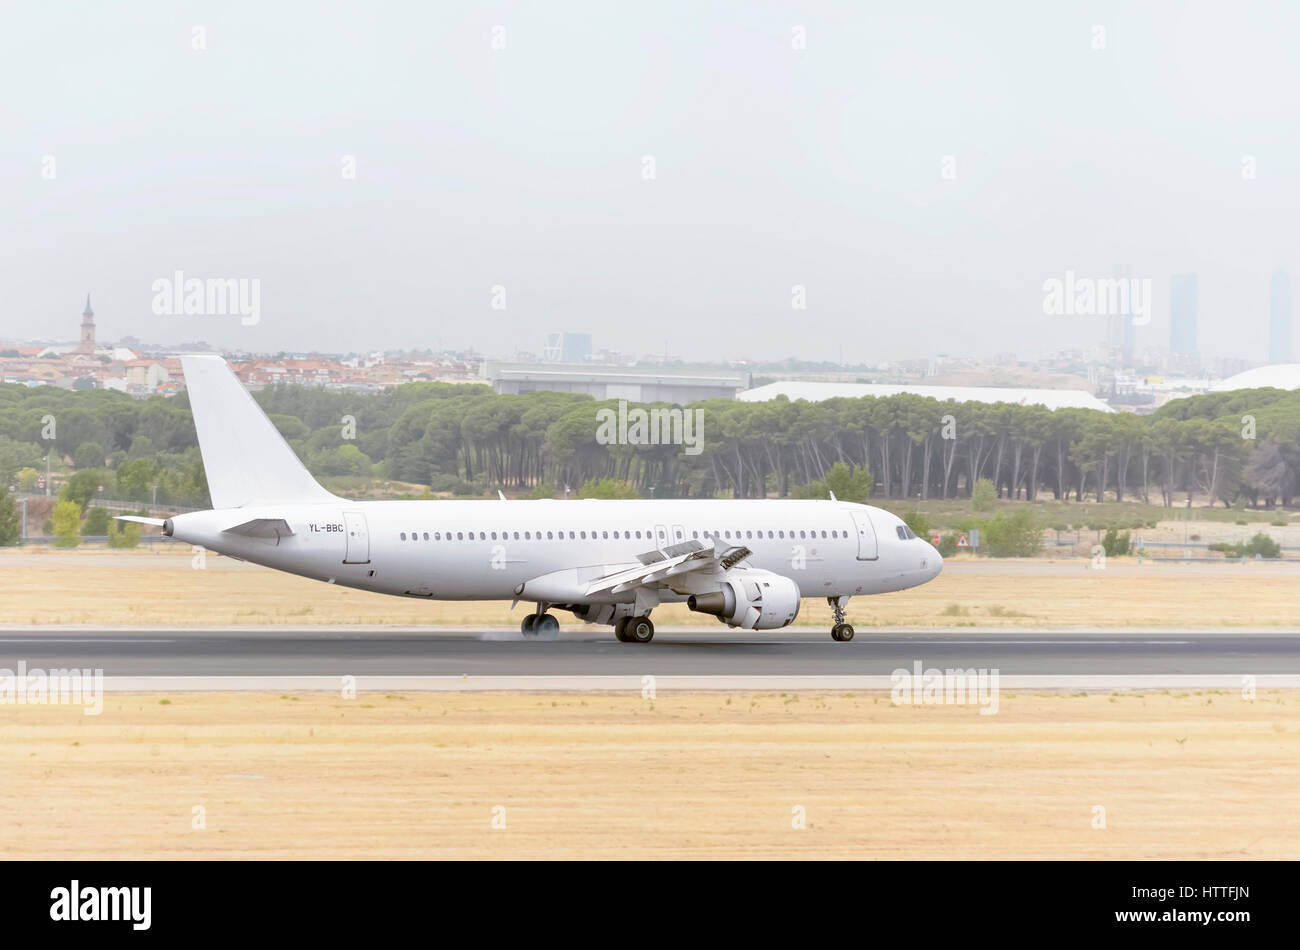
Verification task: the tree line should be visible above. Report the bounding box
[1,377,1298,509]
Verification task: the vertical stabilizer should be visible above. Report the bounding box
[181,355,340,508]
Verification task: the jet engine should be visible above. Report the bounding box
[686,569,801,630]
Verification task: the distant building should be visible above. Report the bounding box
[76,294,95,355]
[483,361,750,402]
[1211,363,1300,392]
[1270,270,1292,363]
[543,332,592,362]
[1105,266,1137,361]
[1169,274,1198,356]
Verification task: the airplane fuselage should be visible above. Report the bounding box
[166,497,942,605]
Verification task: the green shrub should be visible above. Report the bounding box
[107,519,140,548]
[52,500,81,548]
[83,506,111,536]
[0,495,20,546]
[979,508,1042,557]
[1211,533,1281,559]
[1102,527,1131,557]
[970,478,996,513]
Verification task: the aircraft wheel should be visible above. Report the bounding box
[613,617,631,642]
[521,614,537,636]
[831,623,854,642]
[627,616,655,643]
[534,614,560,636]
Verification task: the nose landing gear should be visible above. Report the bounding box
[522,606,560,637]
[828,596,855,642]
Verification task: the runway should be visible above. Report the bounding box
[2,628,1299,677]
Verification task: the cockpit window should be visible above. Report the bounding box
[896,525,917,540]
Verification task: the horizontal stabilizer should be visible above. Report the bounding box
[223,517,294,540]
[113,516,166,527]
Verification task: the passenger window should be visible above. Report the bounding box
[603,531,609,539]
[400,532,406,541]
[457,532,464,540]
[423,532,429,541]
[524,531,530,540]
[513,531,520,540]
[635,531,642,539]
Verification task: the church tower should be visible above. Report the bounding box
[78,294,95,355]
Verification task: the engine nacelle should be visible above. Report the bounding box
[687,569,801,630]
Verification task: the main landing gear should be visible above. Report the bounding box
[829,596,855,642]
[521,610,560,637]
[614,616,655,643]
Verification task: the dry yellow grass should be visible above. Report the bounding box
[0,690,1295,859]
[3,548,1299,627]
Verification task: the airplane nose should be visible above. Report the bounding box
[927,543,944,578]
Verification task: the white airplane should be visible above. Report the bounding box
[120,356,943,643]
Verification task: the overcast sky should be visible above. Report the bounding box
[3,1,1298,364]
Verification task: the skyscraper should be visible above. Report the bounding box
[1169,274,1197,356]
[1105,265,1137,362]
[543,332,592,362]
[1269,270,1291,363]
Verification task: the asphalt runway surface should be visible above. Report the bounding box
[2,628,1298,676]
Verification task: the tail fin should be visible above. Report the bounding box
[181,355,340,509]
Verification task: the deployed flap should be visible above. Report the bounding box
[586,540,751,597]
[223,517,295,540]
[636,539,705,565]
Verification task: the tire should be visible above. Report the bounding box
[838,623,855,642]
[831,624,843,641]
[521,614,537,635]
[627,617,654,643]
[534,614,560,636]
[614,617,631,642]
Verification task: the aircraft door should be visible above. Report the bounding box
[343,510,370,564]
[850,509,878,561]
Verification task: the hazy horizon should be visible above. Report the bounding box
[4,1,1298,364]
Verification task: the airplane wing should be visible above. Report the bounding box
[583,539,752,597]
